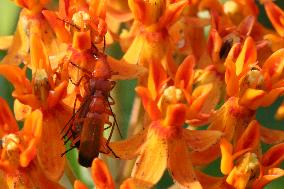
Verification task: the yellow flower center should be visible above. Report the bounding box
[241,67,264,90]
[2,134,20,151]
[163,86,184,103]
[158,86,185,119]
[1,134,21,167]
[72,11,91,30]
[224,1,239,15]
[33,69,51,102]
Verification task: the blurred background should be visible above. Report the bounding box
[0,0,284,188]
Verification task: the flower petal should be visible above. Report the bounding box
[195,171,232,189]
[174,55,195,93]
[74,180,88,189]
[135,87,161,121]
[235,37,257,76]
[264,1,284,37]
[0,64,32,94]
[1,14,29,65]
[0,97,18,135]
[235,120,260,153]
[20,110,43,167]
[260,125,284,144]
[123,34,145,65]
[42,10,72,43]
[148,59,167,99]
[252,168,284,189]
[208,97,253,141]
[14,99,32,121]
[220,138,234,175]
[239,88,266,110]
[167,137,202,189]
[131,129,167,187]
[91,158,115,189]
[27,162,65,189]
[120,178,150,189]
[183,129,223,151]
[47,81,67,109]
[108,129,147,159]
[0,36,13,50]
[37,113,65,181]
[108,57,147,80]
[189,142,220,166]
[262,48,284,87]
[262,143,284,168]
[158,0,187,28]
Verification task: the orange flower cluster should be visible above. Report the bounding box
[0,0,284,188]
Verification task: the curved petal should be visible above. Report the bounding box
[261,87,284,107]
[74,180,88,189]
[148,59,167,99]
[42,10,71,43]
[14,99,32,121]
[261,143,284,168]
[0,64,32,94]
[183,129,223,151]
[252,168,284,189]
[120,178,150,189]
[235,120,260,153]
[208,97,253,141]
[108,57,147,80]
[91,158,115,189]
[27,162,65,189]
[239,88,266,110]
[167,137,202,189]
[30,26,52,74]
[1,14,29,65]
[108,129,147,159]
[235,37,257,76]
[174,55,195,93]
[135,87,161,121]
[20,110,43,167]
[189,142,220,166]
[262,48,284,87]
[158,0,187,28]
[37,113,65,181]
[131,129,167,187]
[47,81,67,109]
[220,138,234,175]
[123,34,145,65]
[264,1,284,37]
[0,97,18,135]
[225,49,239,97]
[195,171,232,189]
[260,126,284,144]
[0,36,13,50]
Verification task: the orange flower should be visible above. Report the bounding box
[1,0,60,67]
[42,0,107,49]
[0,97,63,189]
[262,1,284,51]
[219,120,284,189]
[225,37,284,110]
[106,56,223,188]
[121,0,188,76]
[0,31,70,182]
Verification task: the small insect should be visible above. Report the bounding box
[61,50,120,167]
